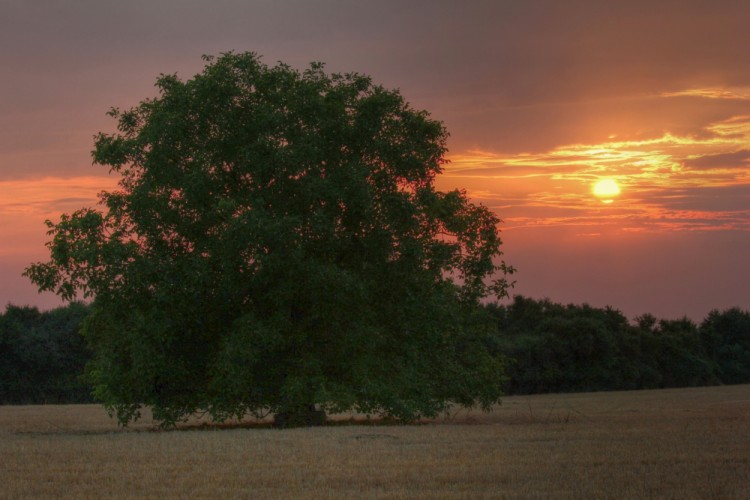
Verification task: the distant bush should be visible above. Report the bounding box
[0,302,92,404]
[488,296,747,395]
[700,307,750,385]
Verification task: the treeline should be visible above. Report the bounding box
[0,302,92,404]
[486,296,750,395]
[1,298,749,404]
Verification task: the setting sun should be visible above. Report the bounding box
[593,178,621,203]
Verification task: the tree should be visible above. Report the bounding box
[25,52,513,427]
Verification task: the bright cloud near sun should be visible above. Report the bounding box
[443,113,750,233]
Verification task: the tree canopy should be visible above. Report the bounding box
[25,52,513,427]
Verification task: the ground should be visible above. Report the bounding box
[1,385,749,498]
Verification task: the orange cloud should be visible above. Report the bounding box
[0,176,117,215]
[661,87,750,100]
[443,115,750,233]
[0,176,116,256]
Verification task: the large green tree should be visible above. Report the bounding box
[25,52,513,427]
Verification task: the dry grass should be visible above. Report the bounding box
[1,385,749,499]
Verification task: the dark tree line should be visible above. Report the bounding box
[487,296,750,395]
[2,297,748,405]
[0,302,92,404]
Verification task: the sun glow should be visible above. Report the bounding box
[593,179,621,203]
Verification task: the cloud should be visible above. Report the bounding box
[652,184,750,213]
[683,150,750,169]
[661,87,750,100]
[0,176,115,217]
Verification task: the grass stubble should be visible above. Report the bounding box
[1,385,748,499]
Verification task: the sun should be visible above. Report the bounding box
[593,178,621,204]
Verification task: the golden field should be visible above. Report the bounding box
[1,385,749,499]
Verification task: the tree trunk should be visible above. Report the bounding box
[273,403,326,428]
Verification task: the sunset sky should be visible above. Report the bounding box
[2,0,750,320]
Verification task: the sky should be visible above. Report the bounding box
[2,0,750,321]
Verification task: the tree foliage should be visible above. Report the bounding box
[24,52,513,426]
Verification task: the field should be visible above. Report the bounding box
[1,385,749,499]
